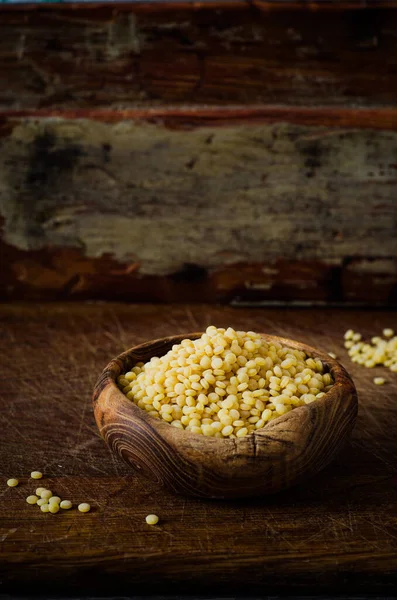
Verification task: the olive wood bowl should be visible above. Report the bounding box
[93,333,358,498]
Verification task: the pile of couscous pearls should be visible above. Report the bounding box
[118,326,334,439]
[344,328,397,385]
[6,471,90,513]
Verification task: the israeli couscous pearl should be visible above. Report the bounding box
[49,496,61,505]
[35,487,46,496]
[78,503,91,513]
[118,326,333,439]
[60,500,72,510]
[30,471,43,480]
[345,328,397,373]
[49,503,60,514]
[7,478,19,487]
[145,514,159,525]
[40,490,52,500]
[40,503,50,513]
[26,495,38,504]
[374,377,386,385]
[383,328,394,338]
[37,498,47,507]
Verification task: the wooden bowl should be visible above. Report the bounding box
[93,333,358,498]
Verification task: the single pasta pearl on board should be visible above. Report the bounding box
[49,496,61,505]
[26,495,38,505]
[40,490,52,500]
[145,514,159,525]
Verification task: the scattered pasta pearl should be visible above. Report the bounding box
[374,377,386,385]
[49,496,61,505]
[78,503,91,513]
[328,352,337,359]
[145,514,159,525]
[346,329,397,373]
[30,471,43,480]
[7,479,19,487]
[37,498,47,507]
[40,490,52,500]
[60,500,72,510]
[26,495,38,504]
[35,487,45,496]
[49,503,60,514]
[40,503,50,513]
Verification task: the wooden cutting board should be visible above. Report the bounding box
[1,303,396,596]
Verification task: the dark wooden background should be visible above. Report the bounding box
[0,0,397,304]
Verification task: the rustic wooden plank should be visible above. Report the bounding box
[1,303,397,595]
[4,1,397,12]
[0,113,396,303]
[2,106,397,130]
[1,5,397,109]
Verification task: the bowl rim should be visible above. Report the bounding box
[93,331,357,445]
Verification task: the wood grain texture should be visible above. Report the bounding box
[1,5,397,109]
[3,106,397,129]
[94,333,357,498]
[0,303,397,594]
[3,1,397,12]
[1,115,396,303]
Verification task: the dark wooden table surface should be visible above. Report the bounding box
[1,303,397,596]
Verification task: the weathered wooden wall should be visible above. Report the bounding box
[1,2,397,303]
[2,2,397,110]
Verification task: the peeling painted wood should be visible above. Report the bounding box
[1,5,397,109]
[0,115,396,303]
[2,240,397,304]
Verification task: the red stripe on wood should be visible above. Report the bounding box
[1,106,397,131]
